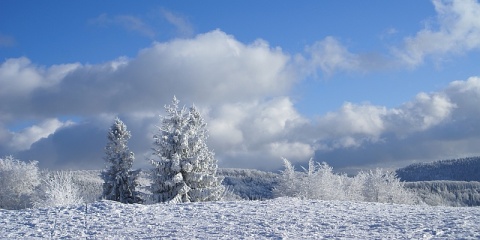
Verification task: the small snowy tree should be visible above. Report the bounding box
[0,156,40,209]
[33,170,83,208]
[274,158,347,200]
[273,158,299,198]
[355,169,420,204]
[150,97,224,203]
[102,117,142,204]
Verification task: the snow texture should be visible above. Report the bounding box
[1,198,479,239]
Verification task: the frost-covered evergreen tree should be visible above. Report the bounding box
[102,117,142,204]
[151,97,224,203]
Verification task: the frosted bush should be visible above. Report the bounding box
[355,169,420,204]
[274,158,421,205]
[275,158,349,200]
[0,156,40,209]
[33,170,83,208]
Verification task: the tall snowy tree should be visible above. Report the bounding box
[150,97,224,203]
[102,117,142,204]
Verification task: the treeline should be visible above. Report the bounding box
[396,157,480,182]
[219,168,279,200]
[405,181,480,207]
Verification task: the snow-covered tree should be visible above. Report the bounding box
[0,156,40,209]
[102,117,142,204]
[150,97,224,203]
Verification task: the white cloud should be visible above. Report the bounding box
[445,76,480,118]
[126,30,293,104]
[312,76,480,172]
[161,9,194,37]
[268,141,314,164]
[388,92,456,135]
[394,0,480,67]
[0,58,78,97]
[90,13,156,38]
[303,36,361,76]
[315,102,388,148]
[310,86,457,152]
[9,118,73,151]
[299,0,480,75]
[0,30,299,170]
[208,97,309,169]
[4,30,292,118]
[209,104,246,149]
[319,102,387,137]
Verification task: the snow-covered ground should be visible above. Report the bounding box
[1,197,479,239]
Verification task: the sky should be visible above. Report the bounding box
[1,0,480,173]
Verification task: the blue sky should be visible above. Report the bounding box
[1,0,480,173]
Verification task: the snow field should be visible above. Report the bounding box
[1,197,479,239]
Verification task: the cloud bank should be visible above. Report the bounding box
[314,77,480,172]
[0,30,302,170]
[2,0,480,172]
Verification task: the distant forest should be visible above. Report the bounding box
[396,157,480,182]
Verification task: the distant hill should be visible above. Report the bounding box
[396,157,480,182]
[218,168,279,200]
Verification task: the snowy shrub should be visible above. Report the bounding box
[305,161,348,200]
[274,158,420,205]
[220,185,243,201]
[33,170,83,208]
[355,169,420,204]
[274,158,350,201]
[0,156,40,209]
[150,97,224,203]
[102,117,142,204]
[274,158,299,198]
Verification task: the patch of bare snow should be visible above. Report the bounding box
[1,197,479,239]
